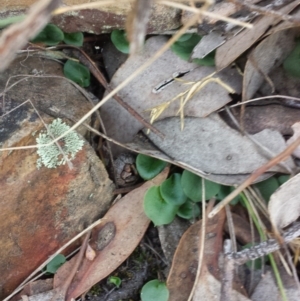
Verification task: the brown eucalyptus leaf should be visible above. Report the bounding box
[101,36,242,155]
[243,28,296,101]
[268,173,300,229]
[54,167,169,300]
[167,208,226,301]
[145,114,295,178]
[192,265,251,301]
[215,0,299,71]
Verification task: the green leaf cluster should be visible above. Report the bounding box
[143,167,222,226]
[141,280,169,301]
[171,33,215,66]
[32,23,84,46]
[31,24,90,86]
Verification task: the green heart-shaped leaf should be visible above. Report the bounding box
[177,200,201,220]
[160,173,187,206]
[181,170,221,202]
[136,154,167,180]
[141,280,169,301]
[63,32,84,46]
[32,24,64,46]
[144,186,178,226]
[63,59,90,87]
[111,30,130,54]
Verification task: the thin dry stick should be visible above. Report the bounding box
[208,136,300,218]
[187,190,212,301]
[50,231,91,301]
[225,205,237,254]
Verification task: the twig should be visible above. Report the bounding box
[226,222,300,265]
[221,222,300,300]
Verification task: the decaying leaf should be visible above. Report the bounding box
[144,114,295,183]
[251,269,300,301]
[167,208,226,301]
[243,28,296,101]
[101,36,242,155]
[54,167,169,300]
[215,0,299,71]
[268,173,300,229]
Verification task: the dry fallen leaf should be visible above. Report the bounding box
[145,114,295,184]
[101,36,242,155]
[167,209,226,301]
[242,28,296,101]
[268,173,300,229]
[54,167,169,300]
[251,268,300,301]
[215,0,299,71]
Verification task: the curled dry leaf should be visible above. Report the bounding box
[268,173,300,229]
[102,36,242,155]
[54,167,169,300]
[242,28,296,101]
[85,244,96,261]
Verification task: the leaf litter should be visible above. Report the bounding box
[3,0,300,300]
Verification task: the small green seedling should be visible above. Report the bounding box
[108,276,122,288]
[63,59,91,87]
[141,280,169,301]
[111,30,130,54]
[46,254,66,274]
[144,186,178,226]
[136,154,167,180]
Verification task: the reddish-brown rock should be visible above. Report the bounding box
[0,1,181,34]
[0,56,114,299]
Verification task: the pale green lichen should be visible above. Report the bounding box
[36,118,84,169]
